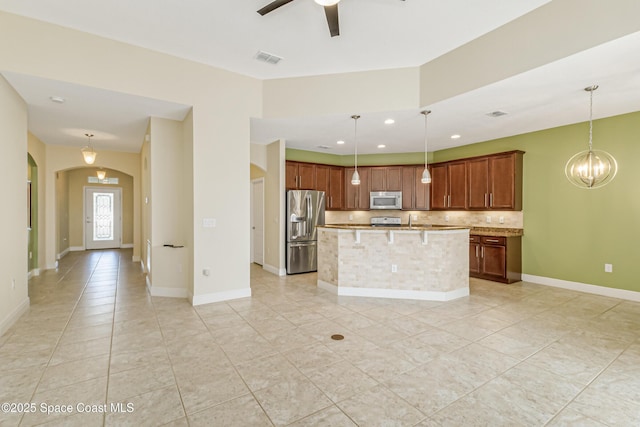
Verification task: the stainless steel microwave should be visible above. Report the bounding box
[370,191,402,210]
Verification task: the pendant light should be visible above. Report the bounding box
[351,114,361,185]
[315,0,340,5]
[420,110,432,184]
[81,133,97,165]
[565,85,617,189]
[96,169,106,180]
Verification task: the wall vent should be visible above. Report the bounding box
[317,145,331,150]
[487,110,508,117]
[255,50,283,65]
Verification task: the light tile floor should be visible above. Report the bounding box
[2,249,640,426]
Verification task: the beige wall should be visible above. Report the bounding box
[55,170,69,257]
[27,132,47,272]
[66,168,134,248]
[250,164,266,180]
[1,11,261,304]
[140,123,151,273]
[182,110,195,296]
[0,75,29,336]
[264,140,286,274]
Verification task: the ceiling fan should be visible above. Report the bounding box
[258,0,342,37]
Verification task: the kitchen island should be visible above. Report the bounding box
[317,224,470,301]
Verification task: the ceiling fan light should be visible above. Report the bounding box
[421,168,431,184]
[315,0,340,6]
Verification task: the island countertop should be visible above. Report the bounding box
[320,224,522,237]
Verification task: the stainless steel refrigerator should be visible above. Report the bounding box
[286,190,325,274]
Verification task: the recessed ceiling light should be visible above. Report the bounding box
[377,144,386,148]
[50,96,65,104]
[451,134,461,139]
[384,119,395,125]
[336,140,345,145]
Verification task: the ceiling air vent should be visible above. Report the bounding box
[487,110,508,117]
[317,145,331,150]
[255,50,283,65]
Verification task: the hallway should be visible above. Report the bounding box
[2,250,640,426]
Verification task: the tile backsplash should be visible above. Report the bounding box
[326,210,523,229]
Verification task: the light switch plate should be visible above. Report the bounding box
[203,218,216,228]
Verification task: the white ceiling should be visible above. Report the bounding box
[1,0,639,155]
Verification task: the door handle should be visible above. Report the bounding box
[475,246,478,257]
[447,195,451,207]
[490,193,493,207]
[484,193,488,207]
[481,246,484,258]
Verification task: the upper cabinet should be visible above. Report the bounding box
[402,166,430,210]
[467,151,523,210]
[370,167,402,192]
[430,161,467,210]
[286,161,316,190]
[344,167,370,210]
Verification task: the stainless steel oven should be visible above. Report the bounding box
[370,191,402,210]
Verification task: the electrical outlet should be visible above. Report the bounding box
[391,264,398,273]
[412,214,418,221]
[604,264,613,273]
[203,268,210,276]
[349,214,353,221]
[444,215,449,222]
[486,216,492,223]
[499,216,505,224]
[29,251,32,259]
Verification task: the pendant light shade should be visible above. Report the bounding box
[421,110,432,184]
[351,114,361,185]
[565,85,617,189]
[314,0,340,5]
[81,133,97,165]
[96,169,106,180]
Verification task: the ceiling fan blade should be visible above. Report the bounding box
[257,0,296,16]
[324,4,340,37]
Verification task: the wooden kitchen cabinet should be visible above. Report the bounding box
[430,161,467,210]
[469,235,521,283]
[370,167,402,192]
[344,167,370,210]
[402,166,430,210]
[328,166,344,210]
[467,151,523,210]
[286,161,316,190]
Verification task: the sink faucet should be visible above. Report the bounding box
[408,214,412,228]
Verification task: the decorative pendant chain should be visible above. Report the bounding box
[588,88,593,152]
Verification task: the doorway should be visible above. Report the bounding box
[84,187,122,250]
[251,178,264,265]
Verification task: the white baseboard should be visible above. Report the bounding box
[28,269,40,279]
[522,274,640,302]
[69,246,85,252]
[121,243,134,248]
[190,287,252,306]
[317,280,469,301]
[148,286,188,298]
[56,247,70,260]
[0,297,30,337]
[263,263,286,276]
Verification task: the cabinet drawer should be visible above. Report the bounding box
[469,235,480,243]
[481,236,506,246]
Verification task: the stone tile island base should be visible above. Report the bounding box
[317,226,470,301]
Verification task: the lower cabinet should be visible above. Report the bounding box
[469,235,521,283]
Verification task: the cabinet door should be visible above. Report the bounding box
[402,167,415,210]
[369,168,386,192]
[344,168,358,210]
[286,162,299,190]
[489,154,516,210]
[481,244,507,280]
[414,166,430,210]
[297,163,316,190]
[430,164,448,210]
[469,239,481,274]
[467,158,489,209]
[315,165,330,195]
[357,167,370,209]
[386,167,402,191]
[448,161,467,209]
[328,167,344,210]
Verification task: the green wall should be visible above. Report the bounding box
[286,148,431,166]
[287,111,640,292]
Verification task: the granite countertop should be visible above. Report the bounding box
[319,224,469,231]
[321,224,523,236]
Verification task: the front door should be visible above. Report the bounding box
[85,187,122,250]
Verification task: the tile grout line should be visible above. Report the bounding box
[102,250,122,427]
